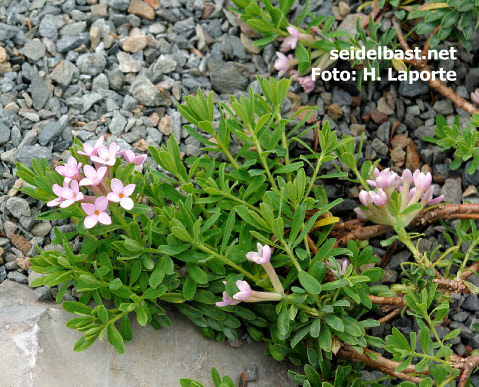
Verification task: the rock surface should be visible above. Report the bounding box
[0,280,295,386]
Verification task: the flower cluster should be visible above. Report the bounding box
[216,243,283,307]
[48,136,146,229]
[273,26,315,93]
[355,168,444,227]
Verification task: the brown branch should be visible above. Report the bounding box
[410,204,479,229]
[307,233,319,255]
[330,204,479,248]
[378,308,401,324]
[461,261,479,281]
[337,344,427,384]
[334,224,392,248]
[458,355,479,387]
[433,278,471,294]
[361,0,381,29]
[422,26,441,57]
[392,18,479,116]
[369,295,407,307]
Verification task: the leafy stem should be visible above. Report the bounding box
[196,243,260,283]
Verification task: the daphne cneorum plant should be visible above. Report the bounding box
[17,76,479,386]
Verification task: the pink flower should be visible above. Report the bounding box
[471,89,479,105]
[280,26,300,52]
[59,180,84,208]
[216,291,240,307]
[370,189,387,206]
[246,243,271,264]
[368,168,399,189]
[123,150,147,166]
[79,165,107,187]
[232,280,252,301]
[274,52,292,77]
[107,179,135,210]
[298,76,315,93]
[413,170,432,191]
[78,136,104,157]
[90,143,120,166]
[400,169,413,183]
[47,180,71,207]
[328,258,350,278]
[359,190,373,207]
[55,157,83,181]
[81,197,111,229]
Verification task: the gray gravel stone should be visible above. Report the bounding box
[31,72,51,110]
[109,111,127,136]
[7,271,28,283]
[441,177,462,204]
[0,266,6,284]
[106,0,130,10]
[76,53,107,76]
[56,36,87,52]
[16,146,52,168]
[130,75,171,106]
[462,294,479,312]
[153,55,177,74]
[35,285,53,301]
[31,222,52,237]
[398,80,429,97]
[50,60,77,86]
[6,197,31,218]
[433,99,454,115]
[371,138,388,156]
[0,121,10,145]
[20,39,46,61]
[208,58,251,94]
[332,88,353,106]
[38,120,63,146]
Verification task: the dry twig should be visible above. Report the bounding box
[392,18,479,115]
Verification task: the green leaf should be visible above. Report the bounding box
[298,271,322,294]
[317,324,332,352]
[135,305,148,326]
[63,301,93,316]
[107,324,125,354]
[324,314,344,332]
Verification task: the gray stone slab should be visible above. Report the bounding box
[0,280,295,386]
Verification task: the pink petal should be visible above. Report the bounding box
[97,167,107,180]
[81,203,96,215]
[60,199,75,208]
[70,180,79,192]
[98,212,112,225]
[428,195,444,205]
[52,184,63,196]
[134,154,147,165]
[110,178,124,195]
[95,136,104,148]
[90,156,103,164]
[95,196,109,212]
[107,193,120,202]
[83,165,95,179]
[47,198,62,207]
[124,150,135,163]
[120,197,134,210]
[79,178,93,187]
[96,145,109,159]
[84,214,98,229]
[122,184,136,197]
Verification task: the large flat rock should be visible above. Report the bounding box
[0,280,295,386]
